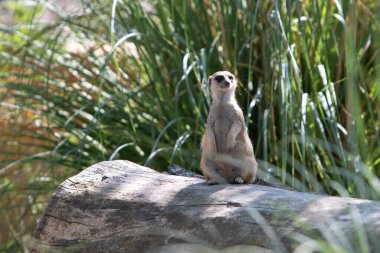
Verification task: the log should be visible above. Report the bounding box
[32,160,380,253]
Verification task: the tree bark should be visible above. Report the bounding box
[33,160,380,253]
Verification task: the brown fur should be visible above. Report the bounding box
[200,71,257,184]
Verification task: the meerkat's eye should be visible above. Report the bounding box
[228,75,234,80]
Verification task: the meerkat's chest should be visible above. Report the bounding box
[211,106,234,132]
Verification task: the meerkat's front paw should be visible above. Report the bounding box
[209,152,216,160]
[234,177,245,184]
[226,139,235,151]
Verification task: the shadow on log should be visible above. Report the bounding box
[32,160,380,252]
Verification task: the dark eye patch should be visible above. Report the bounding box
[228,75,234,80]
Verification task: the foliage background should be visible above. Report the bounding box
[1,0,380,252]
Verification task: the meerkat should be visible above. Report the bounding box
[200,71,258,184]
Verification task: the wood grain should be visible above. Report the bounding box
[33,160,380,252]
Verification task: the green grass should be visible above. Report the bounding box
[1,0,380,252]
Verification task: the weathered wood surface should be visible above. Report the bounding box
[33,160,380,253]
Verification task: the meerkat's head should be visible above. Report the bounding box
[208,71,237,100]
[208,71,237,91]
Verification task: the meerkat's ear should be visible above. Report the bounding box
[208,76,212,86]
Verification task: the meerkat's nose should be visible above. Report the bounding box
[214,75,225,83]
